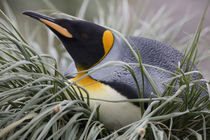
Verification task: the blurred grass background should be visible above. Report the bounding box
[0,0,209,79]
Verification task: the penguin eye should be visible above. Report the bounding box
[81,33,88,40]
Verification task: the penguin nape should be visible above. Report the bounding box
[23,11,208,130]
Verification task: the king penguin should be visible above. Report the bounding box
[22,11,206,130]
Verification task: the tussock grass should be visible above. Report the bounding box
[0,0,210,139]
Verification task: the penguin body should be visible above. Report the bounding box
[64,34,185,130]
[67,35,183,99]
[22,11,206,130]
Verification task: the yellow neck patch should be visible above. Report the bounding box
[71,72,103,91]
[40,18,73,38]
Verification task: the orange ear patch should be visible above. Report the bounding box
[40,18,73,38]
[90,30,114,68]
[102,30,114,55]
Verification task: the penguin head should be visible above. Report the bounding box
[23,11,114,71]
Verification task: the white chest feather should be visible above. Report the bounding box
[88,84,141,130]
[69,74,141,130]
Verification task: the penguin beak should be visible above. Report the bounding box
[22,10,55,22]
[22,10,73,38]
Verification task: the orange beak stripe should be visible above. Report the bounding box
[40,18,73,38]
